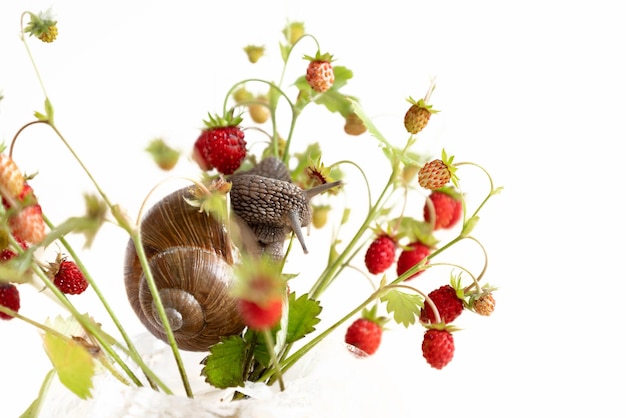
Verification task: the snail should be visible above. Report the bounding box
[124,156,342,351]
[229,156,342,258]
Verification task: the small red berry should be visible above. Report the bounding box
[364,234,396,274]
[396,241,430,280]
[422,328,455,369]
[237,298,282,330]
[193,126,247,175]
[0,283,20,320]
[420,285,464,324]
[345,317,383,356]
[50,258,89,295]
[423,188,462,230]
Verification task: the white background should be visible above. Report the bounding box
[1,1,625,417]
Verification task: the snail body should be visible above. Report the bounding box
[124,156,341,351]
[229,156,342,257]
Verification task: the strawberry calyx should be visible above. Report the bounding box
[440,149,460,188]
[303,51,334,63]
[359,305,389,329]
[406,96,439,114]
[202,108,243,130]
[24,10,57,41]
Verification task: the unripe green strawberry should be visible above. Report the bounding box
[243,45,265,63]
[38,25,58,43]
[305,52,334,93]
[248,96,270,124]
[312,205,331,229]
[396,241,430,280]
[422,328,455,369]
[364,234,396,275]
[0,283,20,320]
[145,138,180,171]
[420,285,464,324]
[423,187,463,230]
[282,22,305,45]
[473,293,496,316]
[0,153,26,202]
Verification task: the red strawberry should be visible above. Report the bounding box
[9,204,46,245]
[233,258,285,330]
[305,52,334,93]
[0,237,28,261]
[420,285,464,324]
[345,317,383,356]
[396,241,430,280]
[0,153,25,203]
[193,112,246,175]
[423,188,462,230]
[364,234,396,274]
[422,328,455,369]
[237,298,282,330]
[0,283,20,320]
[49,256,89,295]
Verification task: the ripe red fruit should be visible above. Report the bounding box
[0,283,20,320]
[364,234,396,274]
[51,258,89,295]
[193,126,247,175]
[396,241,430,280]
[420,285,464,324]
[345,317,383,356]
[423,189,462,230]
[422,328,455,369]
[237,298,282,330]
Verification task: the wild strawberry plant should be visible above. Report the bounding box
[0,10,502,414]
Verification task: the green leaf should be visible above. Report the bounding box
[20,369,56,418]
[330,65,353,90]
[348,98,394,152]
[201,335,246,389]
[42,333,95,399]
[381,289,424,327]
[313,89,353,115]
[285,292,322,344]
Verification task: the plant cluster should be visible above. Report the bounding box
[0,10,502,414]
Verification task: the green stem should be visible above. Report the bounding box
[42,214,171,392]
[129,228,193,398]
[309,167,398,299]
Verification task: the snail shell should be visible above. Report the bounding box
[124,187,245,352]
